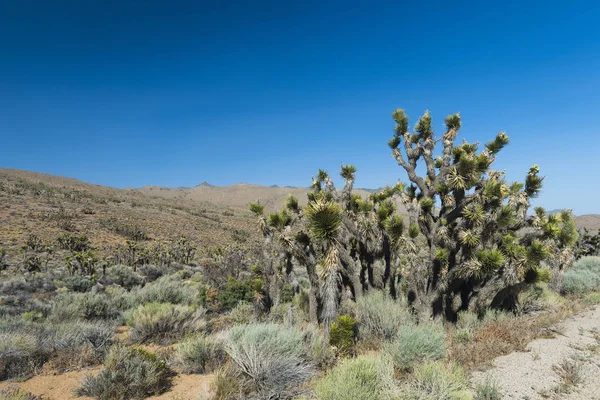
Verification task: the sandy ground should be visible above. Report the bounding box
[471,305,600,399]
[0,369,214,400]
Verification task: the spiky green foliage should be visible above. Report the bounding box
[249,201,265,216]
[340,164,357,180]
[285,195,300,213]
[329,315,357,357]
[305,200,342,240]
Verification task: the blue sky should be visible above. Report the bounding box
[1,1,599,214]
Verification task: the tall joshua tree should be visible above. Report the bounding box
[387,109,577,319]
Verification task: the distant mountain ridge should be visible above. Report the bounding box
[1,168,599,232]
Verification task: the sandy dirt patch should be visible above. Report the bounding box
[471,305,600,399]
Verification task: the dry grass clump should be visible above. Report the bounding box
[449,302,581,370]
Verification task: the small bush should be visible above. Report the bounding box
[355,291,412,343]
[49,292,116,322]
[217,276,263,311]
[223,323,313,397]
[76,344,172,399]
[301,324,335,369]
[329,315,357,357]
[126,302,206,344]
[403,361,470,400]
[59,275,95,292]
[0,386,42,400]
[124,275,199,308]
[212,366,243,400]
[475,378,502,400]
[0,332,44,379]
[583,292,600,305]
[383,322,445,371]
[314,355,396,400]
[564,256,600,294]
[170,334,225,373]
[106,264,144,290]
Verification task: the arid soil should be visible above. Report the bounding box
[471,305,600,399]
[0,370,214,400]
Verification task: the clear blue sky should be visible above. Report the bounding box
[2,1,599,214]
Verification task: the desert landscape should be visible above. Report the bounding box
[3,1,600,399]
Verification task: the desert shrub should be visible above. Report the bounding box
[106,264,144,290]
[0,247,7,271]
[217,276,263,311]
[59,275,96,292]
[475,378,502,400]
[0,331,45,379]
[301,324,335,369]
[583,292,600,305]
[125,302,206,344]
[138,264,164,282]
[56,232,90,252]
[21,311,43,323]
[517,282,563,314]
[453,309,512,343]
[383,322,445,371]
[314,355,396,400]
[564,256,600,294]
[170,334,225,373]
[49,292,116,322]
[212,366,243,400]
[355,291,412,342]
[76,344,172,399]
[124,275,199,308]
[223,323,313,397]
[226,302,254,325]
[402,361,470,400]
[52,320,114,356]
[329,315,357,357]
[0,386,42,400]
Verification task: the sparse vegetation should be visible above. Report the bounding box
[0,107,598,399]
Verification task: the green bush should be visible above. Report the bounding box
[583,292,600,305]
[314,355,397,400]
[59,275,96,293]
[329,315,357,357]
[170,334,225,374]
[217,276,263,311]
[76,344,172,399]
[383,322,445,371]
[49,292,116,322]
[564,256,600,294]
[223,323,313,397]
[355,291,413,342]
[106,264,144,290]
[125,302,206,344]
[475,378,502,400]
[403,361,471,400]
[124,275,200,308]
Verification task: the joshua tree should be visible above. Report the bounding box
[251,108,578,326]
[387,109,578,318]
